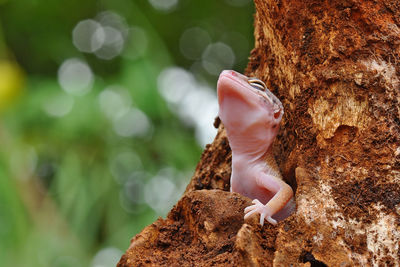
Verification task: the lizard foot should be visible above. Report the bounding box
[244,199,277,226]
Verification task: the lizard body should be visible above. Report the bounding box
[217,70,295,225]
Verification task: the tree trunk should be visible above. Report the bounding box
[118,0,400,266]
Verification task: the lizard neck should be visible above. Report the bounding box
[226,130,275,158]
[231,147,282,179]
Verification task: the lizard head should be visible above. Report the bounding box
[217,70,283,132]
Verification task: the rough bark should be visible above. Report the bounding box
[118,0,400,266]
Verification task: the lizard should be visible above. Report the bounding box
[217,70,295,225]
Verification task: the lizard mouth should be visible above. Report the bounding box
[247,77,282,116]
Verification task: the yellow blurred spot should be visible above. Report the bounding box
[0,60,24,111]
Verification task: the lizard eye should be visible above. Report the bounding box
[247,77,266,92]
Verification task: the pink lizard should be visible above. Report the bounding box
[217,70,295,225]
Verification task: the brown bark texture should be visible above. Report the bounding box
[118,0,400,266]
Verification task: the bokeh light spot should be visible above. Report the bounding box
[43,92,74,117]
[58,58,94,96]
[179,27,211,60]
[98,85,131,120]
[148,0,178,12]
[72,11,127,60]
[144,173,176,215]
[123,26,148,60]
[123,173,145,204]
[201,42,235,76]
[94,26,124,60]
[96,11,128,36]
[112,108,152,138]
[109,151,143,184]
[91,247,123,267]
[221,31,249,63]
[157,67,218,146]
[72,19,104,53]
[157,67,195,104]
[178,87,219,145]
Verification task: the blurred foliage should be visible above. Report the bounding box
[0,60,24,110]
[0,0,253,266]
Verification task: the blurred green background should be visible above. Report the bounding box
[0,0,253,266]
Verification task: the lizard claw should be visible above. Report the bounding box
[244,199,277,226]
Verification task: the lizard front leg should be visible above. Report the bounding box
[244,173,293,225]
